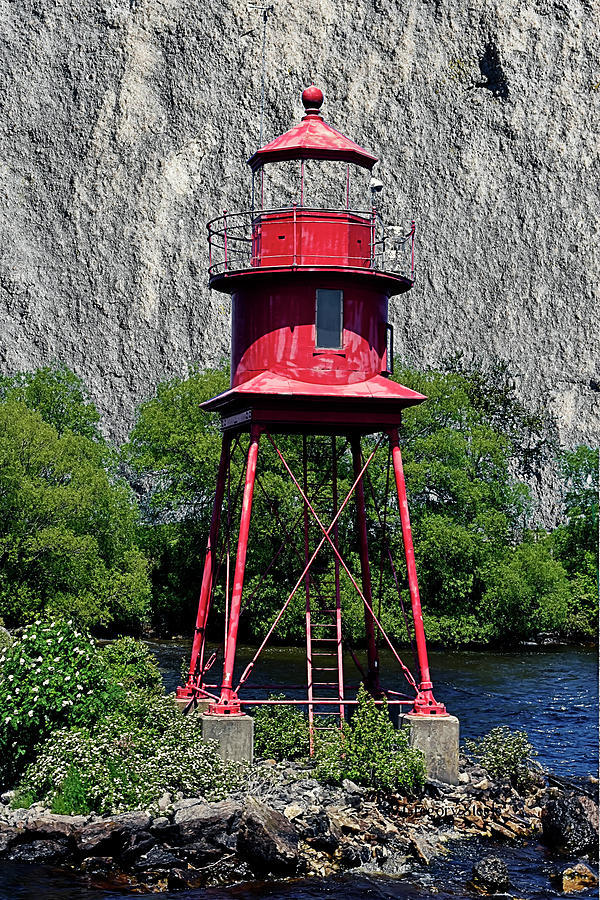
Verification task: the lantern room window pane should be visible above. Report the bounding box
[316,289,343,349]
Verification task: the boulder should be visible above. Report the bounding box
[173,799,241,848]
[120,830,156,866]
[172,797,205,812]
[179,840,222,867]
[25,816,76,840]
[283,803,305,820]
[299,810,340,853]
[326,807,362,834]
[472,856,510,893]
[150,818,180,843]
[237,797,299,873]
[157,792,172,812]
[0,826,19,856]
[409,831,447,865]
[542,792,599,856]
[80,856,117,877]
[76,812,151,857]
[167,868,207,890]
[9,839,70,864]
[339,841,372,868]
[342,780,362,795]
[110,812,152,832]
[558,863,599,893]
[132,844,186,872]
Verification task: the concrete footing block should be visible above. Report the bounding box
[201,713,254,764]
[399,713,460,785]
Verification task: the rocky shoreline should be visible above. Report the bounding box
[0,759,597,894]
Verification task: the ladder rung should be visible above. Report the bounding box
[314,667,337,671]
[313,681,339,686]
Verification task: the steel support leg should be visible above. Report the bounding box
[177,432,231,700]
[209,425,261,715]
[389,428,446,716]
[303,437,315,749]
[351,437,381,696]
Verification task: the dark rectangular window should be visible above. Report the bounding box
[385,323,394,374]
[316,289,343,349]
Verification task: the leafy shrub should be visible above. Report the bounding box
[101,637,162,694]
[16,697,242,815]
[313,726,346,785]
[314,685,425,793]
[465,725,537,789]
[0,618,124,786]
[253,695,311,760]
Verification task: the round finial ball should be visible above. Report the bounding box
[302,84,324,111]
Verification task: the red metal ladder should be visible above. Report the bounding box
[306,577,345,750]
[303,436,345,752]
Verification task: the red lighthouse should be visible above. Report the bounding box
[178,85,448,745]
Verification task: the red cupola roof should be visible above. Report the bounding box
[247,85,378,172]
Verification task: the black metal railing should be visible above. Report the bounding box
[207,206,415,282]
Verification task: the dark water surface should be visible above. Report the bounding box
[0,840,595,900]
[1,645,597,899]
[157,642,598,777]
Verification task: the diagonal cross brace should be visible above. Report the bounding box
[235,434,383,693]
[266,433,419,694]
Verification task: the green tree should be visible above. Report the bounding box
[127,361,585,648]
[0,401,151,630]
[392,364,535,531]
[479,539,570,639]
[553,446,598,574]
[551,446,599,638]
[1,619,241,806]
[253,695,311,760]
[465,725,537,790]
[125,366,229,632]
[375,364,539,642]
[126,366,340,640]
[441,355,557,478]
[101,636,163,693]
[0,365,103,442]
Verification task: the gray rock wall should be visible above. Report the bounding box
[0,0,598,451]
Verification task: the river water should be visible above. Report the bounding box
[156,643,598,777]
[0,644,597,899]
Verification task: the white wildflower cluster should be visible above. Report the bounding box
[0,616,114,784]
[17,699,243,815]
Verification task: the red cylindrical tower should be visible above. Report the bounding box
[178,86,447,727]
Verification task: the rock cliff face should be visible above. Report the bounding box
[0,0,598,450]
